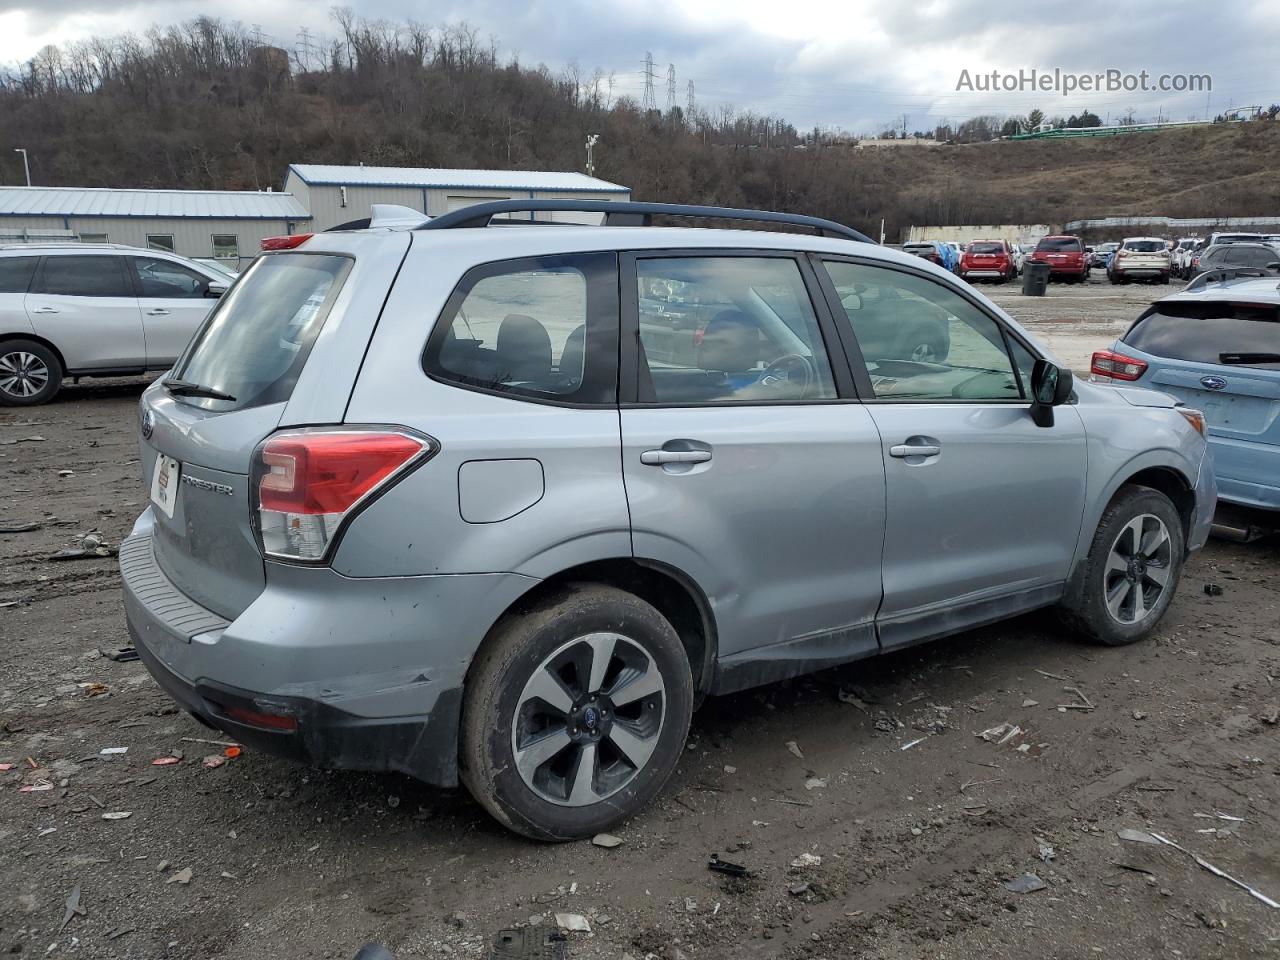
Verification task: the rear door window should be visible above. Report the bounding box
[1124,303,1280,370]
[34,256,132,297]
[170,253,351,410]
[422,253,618,405]
[0,257,37,294]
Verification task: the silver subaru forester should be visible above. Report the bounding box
[121,200,1215,840]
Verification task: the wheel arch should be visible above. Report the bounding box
[473,557,718,698]
[0,333,67,375]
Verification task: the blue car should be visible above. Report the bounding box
[1092,274,1280,511]
[902,241,959,272]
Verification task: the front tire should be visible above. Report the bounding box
[460,584,694,841]
[1058,485,1185,646]
[0,340,62,406]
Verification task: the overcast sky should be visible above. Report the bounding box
[2,0,1276,132]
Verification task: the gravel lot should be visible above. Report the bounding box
[3,278,1279,960]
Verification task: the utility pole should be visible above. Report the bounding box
[641,52,657,112]
[585,134,599,177]
[666,64,677,113]
[14,148,30,187]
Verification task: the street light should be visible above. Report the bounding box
[14,149,30,187]
[585,135,599,177]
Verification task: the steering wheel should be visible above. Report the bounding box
[759,354,814,398]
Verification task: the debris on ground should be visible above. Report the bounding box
[1150,832,1280,909]
[59,886,85,932]
[789,882,810,896]
[80,682,109,697]
[1005,874,1047,894]
[166,867,193,885]
[0,435,46,445]
[553,913,590,933]
[99,747,128,756]
[1057,685,1094,711]
[0,520,42,533]
[1021,698,1039,707]
[790,852,822,868]
[48,545,118,561]
[489,927,568,960]
[99,646,140,663]
[1260,705,1279,726]
[978,722,1023,745]
[592,833,623,849]
[223,746,242,758]
[202,755,227,769]
[708,854,749,878]
[1118,828,1161,845]
[785,740,804,760]
[900,737,926,751]
[1036,837,1056,862]
[101,811,132,821]
[804,776,828,790]
[1204,583,1224,596]
[837,687,870,711]
[151,756,182,766]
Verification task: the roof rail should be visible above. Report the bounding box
[1184,266,1277,291]
[417,199,876,243]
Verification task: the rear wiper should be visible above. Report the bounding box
[162,377,237,402]
[1219,352,1280,365]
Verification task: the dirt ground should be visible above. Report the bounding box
[3,278,1280,960]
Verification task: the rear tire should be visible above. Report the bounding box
[460,584,694,841]
[1058,485,1185,646]
[0,340,62,406]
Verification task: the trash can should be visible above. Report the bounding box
[1022,262,1050,296]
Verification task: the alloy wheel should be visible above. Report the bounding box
[512,632,666,807]
[0,351,50,399]
[909,342,936,363]
[1103,514,1173,624]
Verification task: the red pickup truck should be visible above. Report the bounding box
[1027,235,1090,283]
[959,240,1016,283]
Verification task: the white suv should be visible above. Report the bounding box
[0,244,231,405]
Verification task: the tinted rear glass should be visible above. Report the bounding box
[35,256,131,297]
[968,242,1003,254]
[0,256,37,294]
[1036,238,1081,252]
[1124,240,1166,253]
[171,253,351,411]
[1124,302,1280,370]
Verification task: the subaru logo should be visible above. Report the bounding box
[1200,376,1228,391]
[582,706,599,730]
[140,409,154,440]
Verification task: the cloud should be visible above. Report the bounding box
[0,0,1274,132]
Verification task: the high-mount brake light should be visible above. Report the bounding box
[260,234,314,251]
[251,430,434,562]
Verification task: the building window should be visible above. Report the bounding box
[146,234,175,252]
[78,233,109,244]
[211,235,239,261]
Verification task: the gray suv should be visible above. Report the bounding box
[120,201,1216,840]
[0,244,229,405]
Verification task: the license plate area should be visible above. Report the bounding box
[151,454,181,519]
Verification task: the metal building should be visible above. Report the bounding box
[0,186,310,269]
[282,164,631,231]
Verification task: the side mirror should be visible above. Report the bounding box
[205,281,228,299]
[1030,358,1073,427]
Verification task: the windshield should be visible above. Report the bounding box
[1036,237,1081,252]
[1124,302,1280,370]
[171,253,351,411]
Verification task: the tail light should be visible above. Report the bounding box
[251,429,436,562]
[1091,349,1149,382]
[261,234,314,251]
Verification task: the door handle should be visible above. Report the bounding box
[641,449,712,466]
[889,443,941,458]
[145,309,171,316]
[31,306,59,314]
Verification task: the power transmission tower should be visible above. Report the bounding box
[250,23,268,47]
[686,79,696,118]
[295,28,316,71]
[666,64,677,112]
[641,52,657,112]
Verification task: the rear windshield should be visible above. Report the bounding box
[1124,240,1166,253]
[1036,237,1081,252]
[171,253,351,411]
[1204,245,1279,267]
[1124,302,1280,370]
[968,242,1003,254]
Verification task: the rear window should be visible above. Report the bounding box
[170,253,351,411]
[904,245,934,254]
[1035,237,1081,252]
[968,242,1003,254]
[0,256,37,294]
[1124,302,1280,370]
[1124,240,1166,253]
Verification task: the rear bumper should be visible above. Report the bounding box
[120,521,537,786]
[961,269,1006,278]
[1209,435,1280,511]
